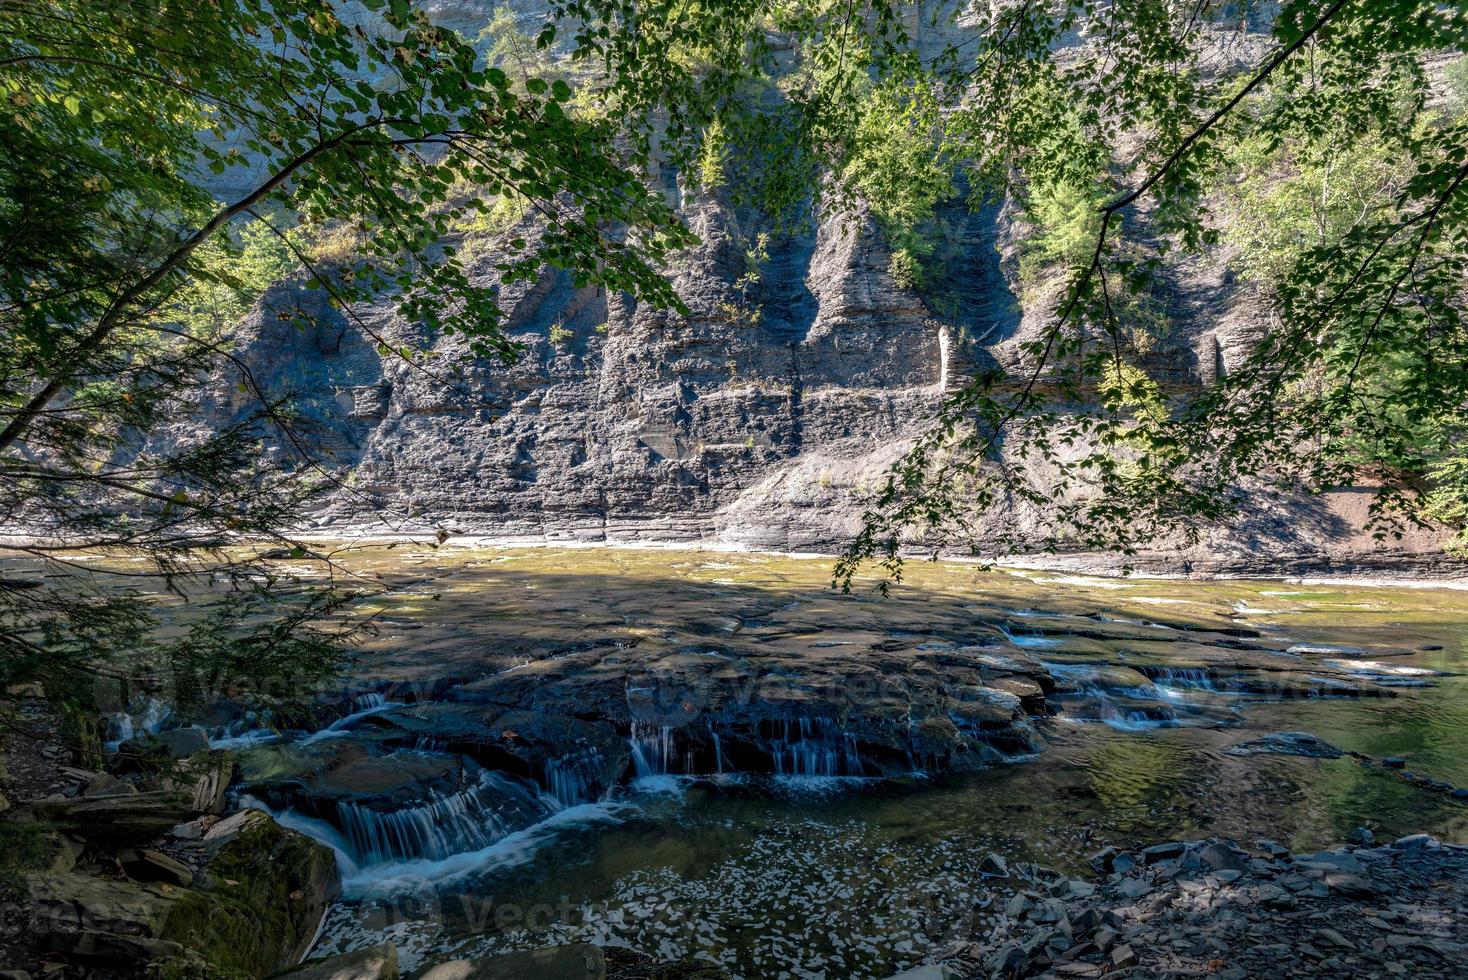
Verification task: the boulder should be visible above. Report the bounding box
[1199,842,1248,873]
[271,943,399,979]
[168,748,235,814]
[417,944,606,979]
[1140,841,1186,865]
[157,726,211,758]
[21,870,200,973]
[21,809,337,977]
[979,852,1009,876]
[163,809,342,976]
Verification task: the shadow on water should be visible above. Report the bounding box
[144,546,1468,977]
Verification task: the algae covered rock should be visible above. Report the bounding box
[162,808,341,976]
[18,809,339,977]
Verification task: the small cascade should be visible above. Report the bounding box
[709,725,725,775]
[542,748,606,806]
[102,714,134,751]
[207,709,284,750]
[767,718,865,778]
[208,727,282,750]
[301,695,402,744]
[629,721,677,777]
[1136,667,1218,691]
[102,697,171,752]
[999,626,1061,649]
[334,771,557,864]
[1046,663,1177,731]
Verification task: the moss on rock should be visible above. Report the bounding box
[161,810,340,977]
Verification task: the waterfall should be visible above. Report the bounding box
[709,725,725,775]
[999,626,1061,649]
[301,695,402,744]
[102,697,171,752]
[768,718,865,778]
[1046,663,1177,731]
[1137,667,1217,691]
[629,721,677,777]
[334,771,557,864]
[543,747,605,806]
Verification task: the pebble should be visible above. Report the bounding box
[926,833,1468,980]
[979,852,1009,877]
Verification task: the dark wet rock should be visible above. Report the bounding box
[119,847,193,887]
[33,788,194,847]
[154,748,235,814]
[154,725,210,758]
[369,702,629,799]
[980,852,1009,876]
[437,633,1055,781]
[1139,841,1186,864]
[1225,731,1344,758]
[1108,944,1138,969]
[19,871,203,974]
[1199,842,1248,873]
[417,942,606,979]
[1383,756,1407,768]
[986,944,1029,977]
[239,738,472,811]
[1323,871,1377,897]
[271,942,399,979]
[1087,846,1118,873]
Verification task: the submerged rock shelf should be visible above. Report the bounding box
[16,547,1468,978]
[150,548,1454,906]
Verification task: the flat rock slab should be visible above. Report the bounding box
[1225,731,1344,758]
[417,943,605,980]
[271,942,398,979]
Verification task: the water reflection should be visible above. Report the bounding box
[284,546,1468,977]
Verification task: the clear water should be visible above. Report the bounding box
[103,546,1468,977]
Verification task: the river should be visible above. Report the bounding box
[116,545,1468,978]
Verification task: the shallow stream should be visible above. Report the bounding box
[113,547,1468,977]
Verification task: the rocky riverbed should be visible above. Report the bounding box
[220,830,1468,979]
[4,546,1468,977]
[920,831,1468,979]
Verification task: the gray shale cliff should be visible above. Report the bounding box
[178,3,1460,579]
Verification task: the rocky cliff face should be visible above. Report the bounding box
[196,184,1454,576]
[200,188,972,548]
[175,3,1458,577]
